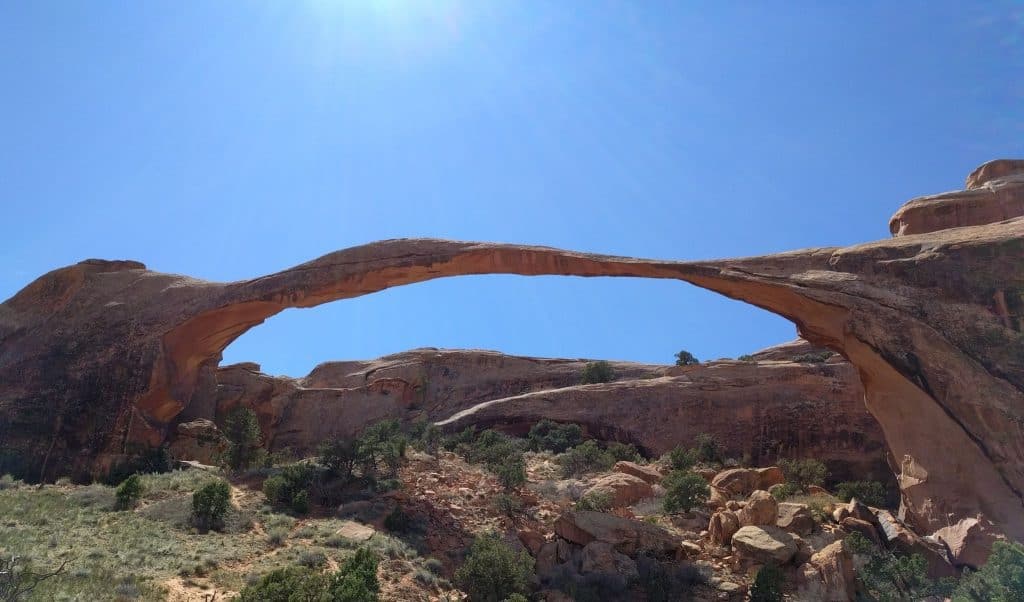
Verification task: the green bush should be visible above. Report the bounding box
[667,446,698,471]
[357,419,407,479]
[263,463,315,514]
[580,361,615,384]
[384,507,412,533]
[835,480,887,507]
[694,433,722,464]
[318,438,360,482]
[455,533,534,602]
[662,470,709,514]
[779,458,828,492]
[792,351,833,363]
[635,555,706,602]
[192,480,230,531]
[575,491,613,512]
[238,548,379,602]
[606,441,643,463]
[223,407,264,471]
[494,456,527,491]
[527,420,583,453]
[115,474,143,510]
[559,440,614,478]
[953,540,1024,601]
[737,354,755,362]
[674,350,699,366]
[845,533,954,600]
[750,563,784,601]
[494,493,523,517]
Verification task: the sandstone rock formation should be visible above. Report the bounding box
[731,525,798,564]
[1,160,1023,542]
[198,349,889,483]
[890,159,1024,236]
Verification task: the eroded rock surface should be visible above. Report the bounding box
[1,160,1023,540]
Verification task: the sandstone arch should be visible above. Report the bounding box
[2,164,1023,540]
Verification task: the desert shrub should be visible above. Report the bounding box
[222,407,264,471]
[779,458,828,492]
[845,532,954,600]
[559,440,614,478]
[771,482,800,500]
[442,426,478,452]
[662,470,709,514]
[115,474,143,510]
[237,566,324,601]
[494,493,523,517]
[737,354,755,362]
[455,533,534,602]
[674,350,699,366]
[357,419,407,479]
[548,565,628,602]
[191,480,230,531]
[580,360,615,384]
[424,557,444,574]
[266,527,288,547]
[693,433,722,463]
[575,491,613,512]
[465,430,521,467]
[384,507,413,533]
[0,554,70,600]
[413,422,444,455]
[634,555,706,602]
[527,420,583,453]
[953,540,1024,601]
[318,438,360,483]
[297,549,327,568]
[750,563,784,601]
[494,456,527,491]
[238,548,379,601]
[606,441,643,463]
[263,463,315,514]
[666,446,698,471]
[835,480,887,507]
[792,351,833,363]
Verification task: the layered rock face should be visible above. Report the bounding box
[1,160,1023,539]
[191,346,887,484]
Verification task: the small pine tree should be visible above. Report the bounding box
[455,533,534,602]
[750,563,784,602]
[494,457,527,491]
[674,350,699,366]
[222,407,263,471]
[192,480,230,531]
[115,474,143,510]
[580,361,615,384]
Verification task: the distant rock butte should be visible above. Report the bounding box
[1,160,1023,541]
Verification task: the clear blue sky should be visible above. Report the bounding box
[3,2,1022,376]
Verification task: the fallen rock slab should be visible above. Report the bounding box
[731,526,798,565]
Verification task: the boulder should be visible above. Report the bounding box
[582,473,654,508]
[614,461,663,485]
[932,516,1004,570]
[840,517,881,546]
[518,528,546,556]
[712,467,785,498]
[777,502,816,536]
[167,419,227,465]
[796,540,855,602]
[535,541,559,576]
[738,490,778,527]
[554,511,679,557]
[708,510,741,546]
[731,526,798,565]
[580,541,639,579]
[846,499,875,523]
[875,510,956,578]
